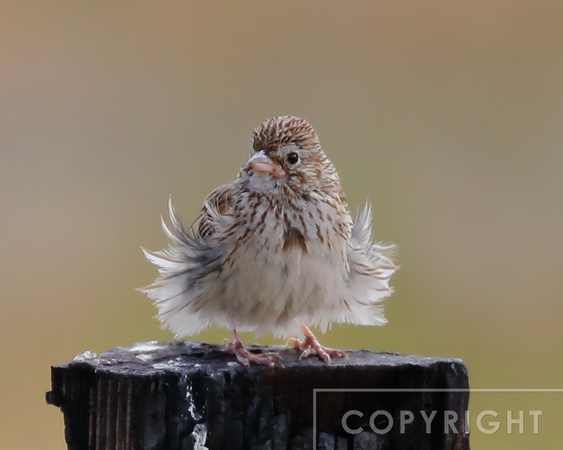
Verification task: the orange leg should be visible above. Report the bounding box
[287,322,347,363]
[225,329,282,367]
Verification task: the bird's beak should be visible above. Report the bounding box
[248,150,287,179]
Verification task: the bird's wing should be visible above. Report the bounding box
[140,186,236,338]
[351,203,373,247]
[351,202,397,262]
[192,182,236,239]
[340,202,398,325]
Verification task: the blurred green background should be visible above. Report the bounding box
[2,1,562,448]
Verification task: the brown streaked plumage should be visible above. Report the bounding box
[141,115,398,366]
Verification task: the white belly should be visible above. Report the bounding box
[207,219,349,337]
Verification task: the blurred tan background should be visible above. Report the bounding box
[2,1,562,448]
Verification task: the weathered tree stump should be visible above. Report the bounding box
[47,341,470,449]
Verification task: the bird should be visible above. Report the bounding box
[140,115,397,366]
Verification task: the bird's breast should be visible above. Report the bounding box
[207,196,350,333]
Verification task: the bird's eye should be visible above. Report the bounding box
[286,152,299,165]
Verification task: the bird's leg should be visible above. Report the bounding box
[287,322,347,363]
[225,329,282,367]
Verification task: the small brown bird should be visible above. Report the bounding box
[141,116,397,366]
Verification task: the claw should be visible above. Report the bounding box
[225,330,282,367]
[288,323,348,363]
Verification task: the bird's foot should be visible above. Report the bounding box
[225,331,282,367]
[287,324,347,363]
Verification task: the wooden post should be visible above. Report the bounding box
[47,341,470,449]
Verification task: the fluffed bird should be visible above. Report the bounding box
[141,115,397,366]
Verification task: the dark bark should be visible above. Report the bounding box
[47,341,470,449]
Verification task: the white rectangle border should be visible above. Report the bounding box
[312,388,563,448]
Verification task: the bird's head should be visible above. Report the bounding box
[246,115,340,195]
